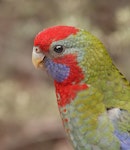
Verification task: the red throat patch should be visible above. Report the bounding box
[55,83,88,107]
[34,26,79,52]
[54,54,89,107]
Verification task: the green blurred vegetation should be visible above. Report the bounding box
[0,0,130,149]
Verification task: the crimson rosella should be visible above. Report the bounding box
[32,25,130,150]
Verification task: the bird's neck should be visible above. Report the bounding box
[54,81,88,107]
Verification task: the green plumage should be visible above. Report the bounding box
[58,29,130,150]
[33,26,130,150]
[78,30,130,111]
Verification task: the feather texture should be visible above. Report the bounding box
[33,26,130,150]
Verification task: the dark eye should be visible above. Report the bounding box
[53,45,64,53]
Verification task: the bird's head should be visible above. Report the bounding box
[32,25,112,86]
[32,26,86,85]
[32,25,114,106]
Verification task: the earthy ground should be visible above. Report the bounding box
[0,0,130,149]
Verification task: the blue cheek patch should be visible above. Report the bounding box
[44,58,70,82]
[114,130,130,150]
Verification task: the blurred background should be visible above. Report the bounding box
[0,0,130,149]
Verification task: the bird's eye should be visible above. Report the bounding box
[35,47,41,53]
[53,45,64,53]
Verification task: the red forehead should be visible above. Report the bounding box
[34,26,79,52]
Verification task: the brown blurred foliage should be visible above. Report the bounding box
[0,0,130,149]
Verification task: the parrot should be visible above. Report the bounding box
[32,25,130,150]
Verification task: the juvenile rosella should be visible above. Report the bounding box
[32,26,130,150]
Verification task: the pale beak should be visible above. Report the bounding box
[32,46,45,68]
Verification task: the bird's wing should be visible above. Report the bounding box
[108,108,130,150]
[101,66,130,112]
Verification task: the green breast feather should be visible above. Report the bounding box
[60,29,130,150]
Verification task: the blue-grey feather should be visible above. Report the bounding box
[114,130,130,150]
[44,57,70,82]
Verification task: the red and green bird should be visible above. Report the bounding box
[32,26,130,150]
